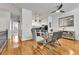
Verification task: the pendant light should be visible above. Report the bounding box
[35,12,37,22]
[34,12,42,22]
[39,13,41,22]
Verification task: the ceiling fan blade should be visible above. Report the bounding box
[60,10,65,13]
[50,3,63,14]
[50,10,57,14]
[57,4,63,10]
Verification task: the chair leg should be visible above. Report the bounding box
[50,41,61,47]
[50,44,57,47]
[56,40,61,46]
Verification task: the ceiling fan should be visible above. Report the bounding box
[50,3,65,14]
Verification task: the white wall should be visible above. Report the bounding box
[0,11,9,31]
[0,11,10,39]
[52,8,79,40]
[22,8,32,41]
[0,4,21,16]
[0,4,21,40]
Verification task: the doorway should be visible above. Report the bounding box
[12,21,19,48]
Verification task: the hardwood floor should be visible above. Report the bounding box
[1,38,79,55]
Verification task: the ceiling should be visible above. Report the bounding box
[1,3,79,19]
[12,3,79,17]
